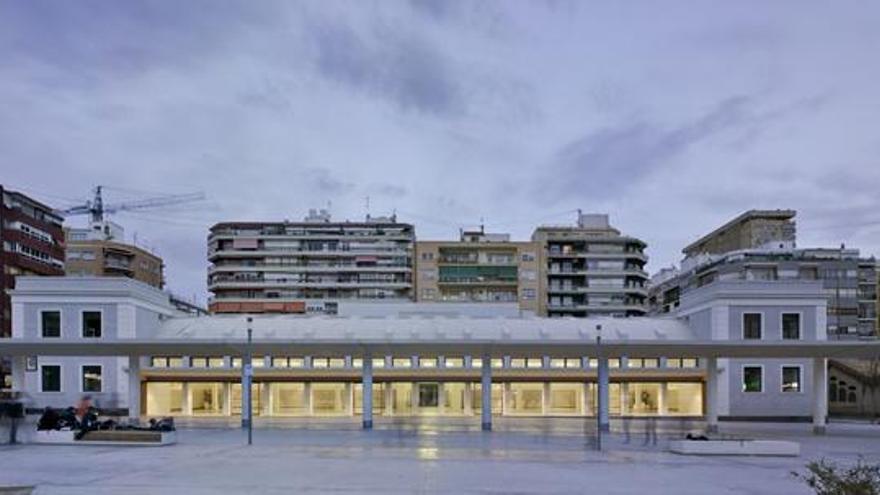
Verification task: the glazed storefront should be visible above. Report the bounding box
[142,356,704,418]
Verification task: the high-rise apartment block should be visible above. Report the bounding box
[650,210,878,338]
[532,213,649,317]
[682,209,796,257]
[207,210,414,314]
[414,228,539,312]
[0,185,65,338]
[65,220,164,288]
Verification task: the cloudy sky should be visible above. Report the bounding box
[2,1,879,304]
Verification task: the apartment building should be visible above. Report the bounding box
[0,185,65,389]
[682,209,796,257]
[531,213,649,318]
[65,220,164,288]
[650,210,878,339]
[0,186,65,338]
[207,210,414,314]
[414,228,539,313]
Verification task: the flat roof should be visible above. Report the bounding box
[683,209,796,254]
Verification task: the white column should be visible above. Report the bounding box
[127,355,141,421]
[597,357,610,432]
[481,355,492,430]
[659,383,668,416]
[706,357,718,433]
[384,383,393,417]
[304,382,312,416]
[438,382,446,415]
[11,356,26,392]
[182,382,192,416]
[464,382,473,416]
[362,356,373,429]
[222,382,231,416]
[813,358,828,435]
[542,382,551,416]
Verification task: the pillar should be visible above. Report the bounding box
[658,383,668,416]
[481,355,492,431]
[127,355,141,421]
[597,356,610,432]
[11,356,26,392]
[813,357,828,435]
[241,354,252,427]
[705,356,718,433]
[362,356,373,429]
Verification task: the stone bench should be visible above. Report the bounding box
[33,429,176,446]
[669,439,799,457]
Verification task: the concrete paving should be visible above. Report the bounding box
[2,418,880,494]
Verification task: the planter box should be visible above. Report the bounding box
[669,439,799,457]
[33,429,175,446]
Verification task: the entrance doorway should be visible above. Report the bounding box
[418,383,440,414]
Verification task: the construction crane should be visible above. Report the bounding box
[61,185,206,223]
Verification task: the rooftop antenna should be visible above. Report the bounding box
[365,195,371,220]
[479,217,485,234]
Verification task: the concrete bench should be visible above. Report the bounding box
[33,429,176,446]
[669,439,799,457]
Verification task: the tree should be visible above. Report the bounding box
[792,458,880,495]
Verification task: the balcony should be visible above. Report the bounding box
[209,279,412,290]
[437,277,517,286]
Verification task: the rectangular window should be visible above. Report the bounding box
[192,357,225,368]
[667,358,699,368]
[40,310,61,338]
[392,357,412,368]
[743,313,762,339]
[782,313,801,340]
[82,365,102,392]
[781,366,802,393]
[742,366,763,393]
[444,357,464,368]
[82,311,102,338]
[372,358,386,369]
[419,358,437,368]
[40,365,61,392]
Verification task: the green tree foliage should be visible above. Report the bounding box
[792,458,880,495]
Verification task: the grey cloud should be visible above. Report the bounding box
[303,167,354,194]
[538,93,830,203]
[310,21,464,117]
[367,183,408,197]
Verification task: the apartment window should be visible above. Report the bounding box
[81,311,102,338]
[781,366,802,393]
[521,252,536,262]
[420,252,434,261]
[782,313,801,340]
[519,269,536,281]
[743,313,762,340]
[40,310,61,338]
[742,366,763,393]
[372,358,386,369]
[422,288,436,300]
[81,365,102,393]
[419,358,438,368]
[40,364,61,392]
[522,288,536,301]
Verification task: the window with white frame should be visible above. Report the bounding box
[82,311,102,338]
[742,365,763,393]
[743,313,762,339]
[781,365,802,393]
[40,364,61,392]
[782,313,801,340]
[40,310,61,338]
[81,365,102,392]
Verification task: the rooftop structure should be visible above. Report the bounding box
[682,209,796,257]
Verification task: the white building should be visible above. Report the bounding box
[5,276,879,434]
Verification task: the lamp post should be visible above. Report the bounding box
[243,316,253,445]
[595,323,602,452]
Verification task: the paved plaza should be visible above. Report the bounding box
[2,418,880,494]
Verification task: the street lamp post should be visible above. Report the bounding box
[595,323,602,452]
[243,316,253,445]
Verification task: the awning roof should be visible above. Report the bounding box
[2,339,879,359]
